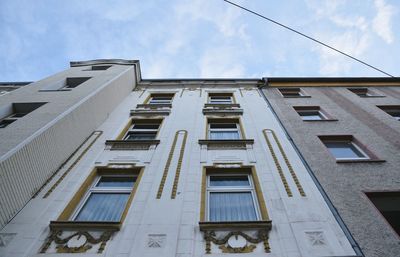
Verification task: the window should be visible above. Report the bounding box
[89,65,112,71]
[72,176,136,222]
[208,120,241,140]
[294,106,331,121]
[319,136,370,160]
[348,87,383,97]
[377,106,400,121]
[0,113,27,128]
[0,119,16,128]
[366,192,400,237]
[278,88,307,97]
[123,120,161,140]
[40,77,91,91]
[56,167,143,224]
[206,174,259,222]
[148,94,174,105]
[62,77,91,89]
[208,93,233,104]
[0,102,46,128]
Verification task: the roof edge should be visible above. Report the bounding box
[70,59,139,67]
[264,77,400,83]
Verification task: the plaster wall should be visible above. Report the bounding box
[263,86,400,257]
[1,82,357,257]
[0,64,136,228]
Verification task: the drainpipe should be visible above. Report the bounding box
[258,78,364,257]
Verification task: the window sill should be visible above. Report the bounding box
[358,95,386,98]
[39,88,72,92]
[105,139,160,150]
[303,119,338,122]
[50,220,121,230]
[204,103,241,108]
[199,220,272,231]
[203,108,243,115]
[199,139,254,149]
[136,103,172,109]
[336,159,386,163]
[283,95,311,98]
[130,109,170,116]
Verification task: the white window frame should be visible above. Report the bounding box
[124,122,160,140]
[206,174,260,222]
[208,122,241,140]
[349,88,376,97]
[298,109,328,120]
[71,175,136,221]
[209,95,233,104]
[279,88,305,97]
[324,140,370,160]
[148,96,173,104]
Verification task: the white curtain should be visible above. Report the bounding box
[210,192,257,221]
[75,193,129,221]
[210,131,240,140]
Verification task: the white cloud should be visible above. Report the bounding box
[1,0,397,80]
[316,32,370,75]
[372,0,396,44]
[305,0,396,75]
[145,58,173,78]
[174,0,249,41]
[199,46,245,78]
[330,15,368,31]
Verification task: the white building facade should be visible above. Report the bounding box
[0,60,361,257]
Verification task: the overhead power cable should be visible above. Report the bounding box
[223,0,395,78]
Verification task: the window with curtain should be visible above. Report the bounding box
[73,176,136,222]
[207,175,259,222]
[208,123,241,140]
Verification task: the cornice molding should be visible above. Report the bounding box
[70,59,139,67]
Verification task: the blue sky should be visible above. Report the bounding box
[0,0,398,81]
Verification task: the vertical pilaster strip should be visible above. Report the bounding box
[156,131,179,199]
[171,130,188,199]
[262,129,292,197]
[269,129,306,196]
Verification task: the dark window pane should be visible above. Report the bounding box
[0,119,16,128]
[96,177,136,188]
[300,112,323,120]
[325,142,366,159]
[367,192,400,237]
[210,176,249,187]
[133,124,159,129]
[210,123,237,129]
[125,132,157,140]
